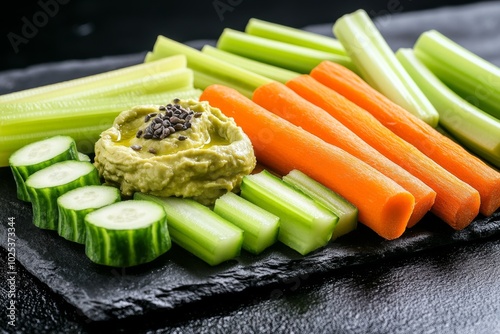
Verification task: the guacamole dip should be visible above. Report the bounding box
[93,99,256,205]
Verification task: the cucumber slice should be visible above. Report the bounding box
[283,169,358,239]
[9,135,79,202]
[240,170,338,255]
[84,200,171,267]
[214,191,280,254]
[134,193,243,266]
[25,160,100,230]
[57,185,121,244]
[77,152,91,162]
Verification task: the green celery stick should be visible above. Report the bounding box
[282,169,358,240]
[134,193,243,266]
[214,191,280,254]
[240,170,338,255]
[245,18,346,55]
[216,28,355,74]
[414,30,500,120]
[333,9,439,127]
[36,68,193,102]
[0,124,107,167]
[0,89,202,135]
[0,55,187,104]
[397,48,500,168]
[201,45,299,84]
[191,69,254,99]
[148,35,273,95]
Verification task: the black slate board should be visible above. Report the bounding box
[1,1,500,324]
[1,164,499,322]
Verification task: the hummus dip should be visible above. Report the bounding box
[93,99,256,205]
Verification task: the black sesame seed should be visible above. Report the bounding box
[168,126,175,133]
[148,147,157,154]
[136,130,143,138]
[178,135,187,141]
[174,123,184,131]
[194,112,202,118]
[173,98,180,104]
[143,133,153,139]
[159,105,166,111]
[131,144,142,151]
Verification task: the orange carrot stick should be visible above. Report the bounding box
[200,84,415,240]
[252,81,436,227]
[310,60,500,217]
[286,75,480,230]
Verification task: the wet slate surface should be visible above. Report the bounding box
[1,2,500,333]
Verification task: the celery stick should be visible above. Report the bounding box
[0,55,187,104]
[201,45,299,84]
[397,48,500,168]
[1,91,199,139]
[214,191,280,254]
[240,170,338,255]
[1,88,201,115]
[36,68,193,102]
[216,28,355,74]
[333,9,439,127]
[0,124,106,167]
[191,69,254,99]
[245,18,346,55]
[282,169,358,240]
[148,35,273,95]
[414,30,500,120]
[134,193,243,266]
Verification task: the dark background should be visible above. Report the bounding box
[0,0,491,72]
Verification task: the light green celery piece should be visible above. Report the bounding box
[0,55,187,104]
[333,9,439,127]
[134,193,243,266]
[397,48,500,168]
[201,45,299,84]
[214,191,280,254]
[413,30,500,120]
[282,169,358,240]
[0,125,106,167]
[191,69,254,99]
[148,35,273,96]
[216,28,355,74]
[245,18,347,55]
[37,68,193,102]
[240,170,338,256]
[0,89,202,135]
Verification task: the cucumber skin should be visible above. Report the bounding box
[84,215,171,267]
[27,166,100,230]
[10,139,79,202]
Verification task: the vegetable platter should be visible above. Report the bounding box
[1,4,500,325]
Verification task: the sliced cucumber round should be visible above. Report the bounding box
[25,160,100,230]
[84,200,171,267]
[57,185,121,244]
[9,135,79,202]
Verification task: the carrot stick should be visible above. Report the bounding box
[310,60,500,217]
[286,75,480,230]
[200,84,415,240]
[252,81,436,227]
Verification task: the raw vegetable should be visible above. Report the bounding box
[282,169,358,240]
[9,135,79,202]
[25,160,101,230]
[134,193,243,266]
[78,152,91,162]
[413,30,500,120]
[57,185,121,244]
[253,81,436,227]
[240,170,338,255]
[311,60,500,217]
[84,200,171,267]
[216,28,355,74]
[286,75,481,230]
[201,45,299,83]
[213,191,280,254]
[245,18,347,55]
[397,48,500,169]
[333,9,439,126]
[200,84,415,240]
[0,55,188,104]
[146,35,273,97]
